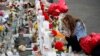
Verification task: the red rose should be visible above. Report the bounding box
[40,1,44,11]
[49,23,53,29]
[33,45,38,51]
[41,4,44,11]
[55,41,64,51]
[51,30,57,36]
[43,12,49,20]
[0,11,4,16]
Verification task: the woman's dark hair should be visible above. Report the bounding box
[62,14,78,35]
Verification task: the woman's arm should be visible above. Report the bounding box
[74,21,87,41]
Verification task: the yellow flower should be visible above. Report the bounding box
[0,25,4,32]
[33,22,38,30]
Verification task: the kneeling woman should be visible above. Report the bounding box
[62,14,87,52]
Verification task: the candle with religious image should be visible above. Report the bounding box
[37,10,44,54]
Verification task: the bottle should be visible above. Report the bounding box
[13,49,20,56]
[68,46,73,56]
[6,49,13,56]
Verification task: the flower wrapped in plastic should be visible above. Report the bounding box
[54,41,66,54]
[51,30,65,38]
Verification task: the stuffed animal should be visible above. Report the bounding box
[18,45,26,51]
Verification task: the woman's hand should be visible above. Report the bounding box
[62,30,70,37]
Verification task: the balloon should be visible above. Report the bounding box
[47,3,58,15]
[80,33,100,54]
[47,0,68,16]
[58,0,66,5]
